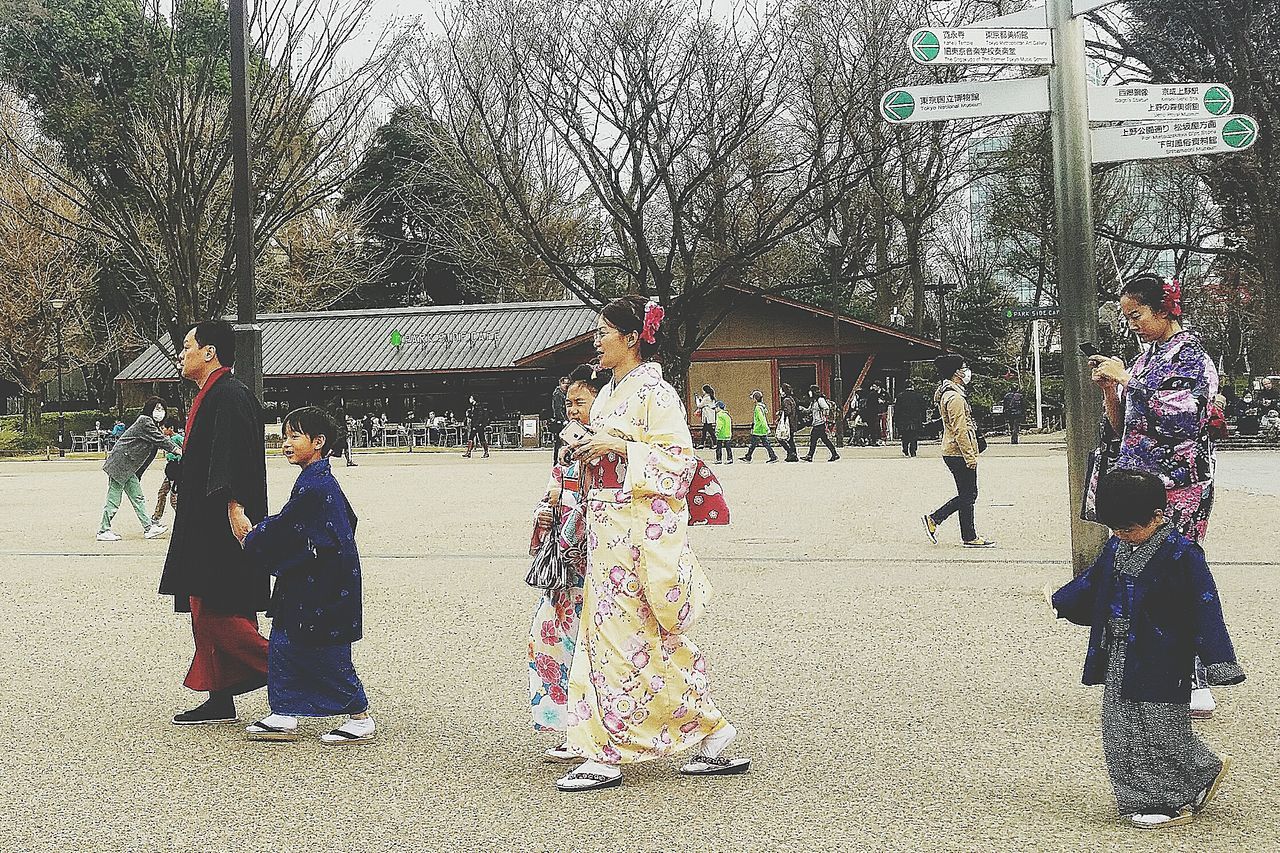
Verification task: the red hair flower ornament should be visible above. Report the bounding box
[641,300,665,344]
[1161,278,1183,319]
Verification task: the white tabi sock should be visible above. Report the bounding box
[342,716,375,736]
[261,714,297,730]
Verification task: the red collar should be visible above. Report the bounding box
[184,367,231,437]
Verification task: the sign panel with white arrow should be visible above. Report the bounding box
[909,27,1054,66]
[1072,0,1121,14]
[880,76,1050,124]
[1091,115,1259,163]
[1088,83,1234,123]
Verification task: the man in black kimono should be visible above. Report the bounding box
[159,320,271,725]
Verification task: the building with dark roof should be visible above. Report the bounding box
[116,293,943,428]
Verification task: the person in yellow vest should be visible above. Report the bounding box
[742,390,778,463]
[714,401,733,464]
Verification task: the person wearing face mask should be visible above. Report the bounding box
[922,354,995,548]
[97,396,181,542]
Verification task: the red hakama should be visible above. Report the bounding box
[184,596,268,692]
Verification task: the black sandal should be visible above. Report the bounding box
[320,726,374,745]
[245,720,299,742]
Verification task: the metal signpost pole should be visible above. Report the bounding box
[828,227,843,446]
[1033,319,1044,430]
[1047,0,1108,572]
[228,0,263,403]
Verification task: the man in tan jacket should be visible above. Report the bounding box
[922,354,995,548]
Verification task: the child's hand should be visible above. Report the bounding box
[1041,580,1059,619]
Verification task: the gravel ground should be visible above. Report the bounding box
[0,442,1276,852]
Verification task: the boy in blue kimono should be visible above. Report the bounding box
[1048,469,1243,830]
[242,406,373,745]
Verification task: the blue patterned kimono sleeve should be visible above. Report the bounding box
[1184,546,1244,683]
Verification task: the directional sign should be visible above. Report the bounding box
[909,28,1053,66]
[880,76,1050,124]
[1088,83,1234,122]
[1091,115,1260,163]
[969,5,1046,28]
[1005,306,1060,321]
[1072,0,1121,14]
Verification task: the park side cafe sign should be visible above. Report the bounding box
[909,27,1053,66]
[1092,115,1260,163]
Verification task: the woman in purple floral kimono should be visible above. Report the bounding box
[1089,272,1220,715]
[1089,273,1218,542]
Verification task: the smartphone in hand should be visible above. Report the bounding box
[1079,342,1101,358]
[559,421,593,446]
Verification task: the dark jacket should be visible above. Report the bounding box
[158,373,269,615]
[1052,529,1243,704]
[1002,390,1026,419]
[103,415,172,483]
[244,458,362,645]
[893,389,928,428]
[550,386,566,424]
[780,394,798,426]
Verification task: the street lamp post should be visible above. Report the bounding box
[826,225,843,447]
[49,298,67,457]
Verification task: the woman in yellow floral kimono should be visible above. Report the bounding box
[558,295,749,792]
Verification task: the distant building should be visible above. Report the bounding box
[116,292,944,429]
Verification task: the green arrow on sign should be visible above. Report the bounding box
[881,90,916,123]
[1203,86,1232,116]
[1221,116,1257,149]
[911,30,941,63]
[390,329,403,347]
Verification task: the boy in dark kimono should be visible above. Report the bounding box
[1048,469,1243,830]
[243,407,373,745]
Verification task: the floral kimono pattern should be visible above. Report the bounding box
[1111,331,1219,542]
[566,362,726,764]
[527,463,588,731]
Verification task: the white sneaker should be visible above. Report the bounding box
[96,530,122,542]
[1129,809,1193,829]
[144,524,168,539]
[1190,687,1216,718]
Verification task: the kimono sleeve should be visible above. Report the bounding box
[624,382,705,634]
[1184,547,1246,685]
[244,486,323,578]
[1052,546,1110,627]
[206,390,260,507]
[622,385,698,502]
[1124,346,1217,444]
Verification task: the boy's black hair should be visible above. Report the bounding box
[283,406,337,455]
[1095,468,1167,530]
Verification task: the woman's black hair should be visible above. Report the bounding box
[600,295,662,360]
[781,383,792,395]
[1120,272,1170,315]
[702,384,715,397]
[567,363,611,393]
[1095,469,1167,530]
[142,397,168,419]
[283,406,337,456]
[809,384,822,397]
